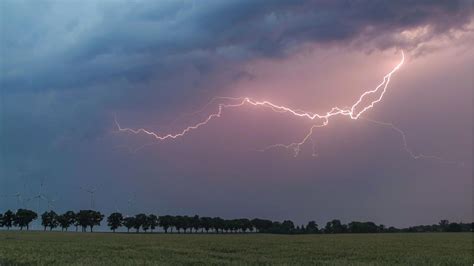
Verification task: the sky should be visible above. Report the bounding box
[0,0,473,228]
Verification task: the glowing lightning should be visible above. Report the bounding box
[116,52,405,156]
[362,117,463,166]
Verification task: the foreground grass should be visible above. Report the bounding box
[0,231,472,265]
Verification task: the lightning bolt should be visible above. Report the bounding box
[116,51,405,156]
[362,117,463,166]
[115,50,462,165]
[114,50,461,165]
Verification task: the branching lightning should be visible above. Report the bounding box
[362,118,463,165]
[115,51,458,163]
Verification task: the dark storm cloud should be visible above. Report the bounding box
[2,0,473,92]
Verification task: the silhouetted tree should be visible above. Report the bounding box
[348,221,379,233]
[251,218,273,233]
[387,226,399,233]
[89,211,104,232]
[41,211,59,231]
[200,217,212,233]
[447,222,462,232]
[439,220,449,232]
[378,224,386,233]
[281,220,295,234]
[134,213,147,233]
[62,211,76,232]
[107,212,123,233]
[173,215,183,233]
[73,213,81,232]
[57,215,69,231]
[182,216,192,233]
[211,217,224,233]
[76,210,90,232]
[325,219,347,234]
[148,214,159,233]
[13,209,37,230]
[306,221,319,234]
[123,217,135,233]
[2,210,14,230]
[159,215,172,233]
[76,210,103,232]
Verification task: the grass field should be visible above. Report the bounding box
[0,231,472,265]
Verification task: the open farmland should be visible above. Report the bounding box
[0,231,471,265]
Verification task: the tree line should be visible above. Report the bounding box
[0,209,472,234]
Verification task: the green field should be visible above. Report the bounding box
[0,231,471,265]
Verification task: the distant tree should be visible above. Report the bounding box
[192,215,200,233]
[251,218,273,233]
[211,217,224,233]
[226,219,232,233]
[281,220,295,234]
[200,217,212,233]
[172,215,182,233]
[223,219,231,233]
[182,216,192,233]
[76,210,90,232]
[57,215,69,231]
[348,221,378,233]
[107,212,123,233]
[123,217,135,233]
[73,214,81,232]
[134,213,147,233]
[387,226,399,233]
[142,217,150,232]
[41,211,59,231]
[2,210,14,230]
[325,219,346,234]
[0,213,3,228]
[76,210,103,232]
[447,222,462,232]
[88,211,104,232]
[378,224,386,233]
[13,209,37,230]
[229,219,238,233]
[306,221,319,234]
[439,220,449,232]
[238,219,252,233]
[62,211,76,232]
[148,214,159,233]
[159,215,172,233]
